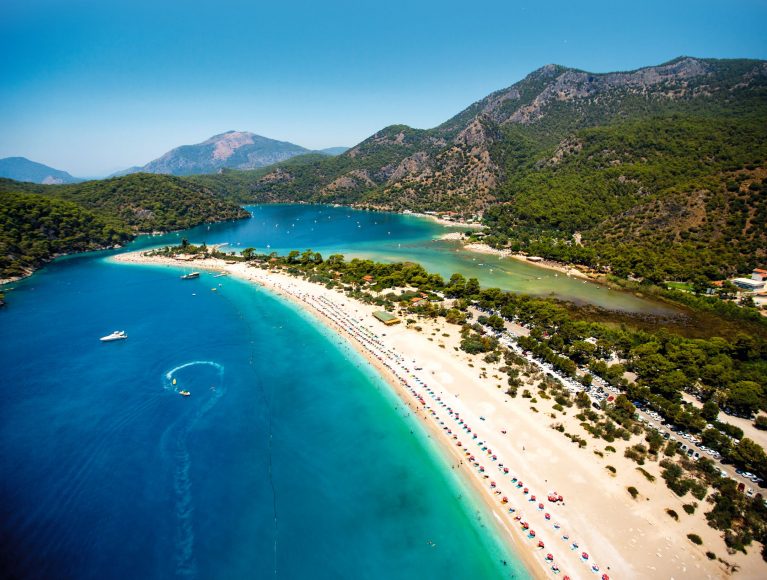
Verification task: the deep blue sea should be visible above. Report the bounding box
[0,207,529,578]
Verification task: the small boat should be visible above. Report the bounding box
[179,390,191,397]
[180,272,200,280]
[100,330,127,342]
[213,272,228,278]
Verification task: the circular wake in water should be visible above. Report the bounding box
[160,361,225,578]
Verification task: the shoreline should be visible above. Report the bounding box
[111,251,542,577]
[111,250,762,579]
[440,234,595,281]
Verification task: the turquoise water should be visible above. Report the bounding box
[140,204,671,315]
[0,252,525,578]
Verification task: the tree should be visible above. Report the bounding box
[701,400,720,422]
[465,277,480,298]
[727,381,762,417]
[731,438,767,479]
[241,247,255,260]
[446,273,466,297]
[613,394,636,419]
[575,391,591,409]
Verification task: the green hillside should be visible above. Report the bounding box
[190,57,767,281]
[484,113,767,280]
[0,191,130,279]
[0,173,249,279]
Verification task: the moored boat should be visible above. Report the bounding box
[180,272,200,280]
[179,390,191,397]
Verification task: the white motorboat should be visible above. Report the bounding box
[100,330,127,342]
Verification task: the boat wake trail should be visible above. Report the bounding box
[161,361,225,578]
[250,349,279,577]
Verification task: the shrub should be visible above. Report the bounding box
[705,551,716,560]
[683,503,697,515]
[666,508,679,521]
[637,467,656,482]
[605,445,616,453]
[627,486,639,499]
[687,533,703,545]
[606,465,616,474]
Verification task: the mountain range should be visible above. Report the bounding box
[0,157,83,184]
[2,56,765,283]
[198,56,767,281]
[111,131,347,177]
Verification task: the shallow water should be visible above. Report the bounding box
[0,255,524,578]
[137,204,672,315]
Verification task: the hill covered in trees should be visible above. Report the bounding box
[0,173,249,279]
[194,57,767,281]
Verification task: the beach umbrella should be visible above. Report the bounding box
[546,553,553,561]
[538,502,543,509]
[582,552,589,560]
[602,575,610,580]
[592,564,600,572]
[523,488,529,494]
[531,495,536,501]
[537,540,545,548]
[502,497,508,503]
[545,513,551,520]
[529,530,536,537]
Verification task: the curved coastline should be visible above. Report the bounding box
[110,250,757,579]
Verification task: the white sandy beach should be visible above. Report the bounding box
[112,251,764,579]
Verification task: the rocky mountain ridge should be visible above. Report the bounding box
[112,132,348,177]
[239,57,765,216]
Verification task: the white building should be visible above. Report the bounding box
[732,277,765,291]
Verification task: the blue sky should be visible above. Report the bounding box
[1,0,766,176]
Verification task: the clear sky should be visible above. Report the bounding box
[1,0,766,176]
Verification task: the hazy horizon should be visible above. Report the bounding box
[2,0,766,176]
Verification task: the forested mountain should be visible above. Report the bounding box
[0,191,129,279]
[197,57,767,281]
[117,131,310,176]
[0,157,82,184]
[0,173,249,279]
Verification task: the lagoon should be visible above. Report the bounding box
[141,204,671,315]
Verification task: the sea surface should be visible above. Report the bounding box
[0,210,528,578]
